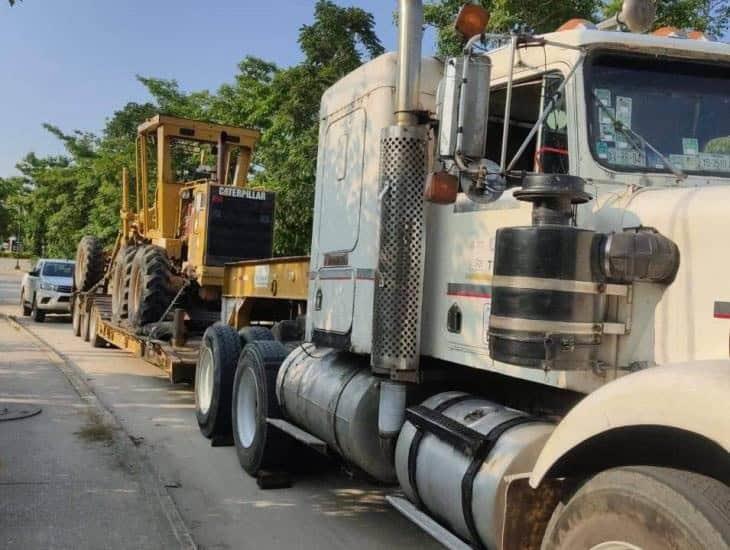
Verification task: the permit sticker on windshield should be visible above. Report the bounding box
[616,96,633,129]
[600,123,615,142]
[699,153,730,172]
[597,141,610,159]
[670,154,699,171]
[682,138,699,156]
[595,88,612,107]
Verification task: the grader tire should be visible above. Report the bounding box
[74,236,104,292]
[128,245,175,328]
[111,246,138,322]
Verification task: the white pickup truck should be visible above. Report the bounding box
[20,258,75,322]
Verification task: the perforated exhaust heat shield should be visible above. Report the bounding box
[372,125,428,375]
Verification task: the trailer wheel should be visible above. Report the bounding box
[72,297,82,336]
[111,245,138,321]
[542,466,730,550]
[88,312,105,348]
[232,340,291,476]
[74,235,104,292]
[239,326,273,346]
[82,303,91,341]
[128,245,175,327]
[195,323,241,439]
[31,296,45,322]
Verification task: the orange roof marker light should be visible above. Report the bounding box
[687,30,711,41]
[557,19,597,31]
[652,26,687,38]
[454,4,490,40]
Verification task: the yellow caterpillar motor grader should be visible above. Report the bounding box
[72,115,275,337]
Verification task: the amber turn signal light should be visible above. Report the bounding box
[454,4,490,39]
[424,171,459,204]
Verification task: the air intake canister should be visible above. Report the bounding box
[488,175,603,370]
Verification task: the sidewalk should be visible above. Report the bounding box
[0,316,184,549]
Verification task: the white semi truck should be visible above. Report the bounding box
[194,2,730,548]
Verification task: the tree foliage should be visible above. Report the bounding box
[425,0,730,57]
[4,0,730,257]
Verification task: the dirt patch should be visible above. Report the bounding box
[75,412,115,444]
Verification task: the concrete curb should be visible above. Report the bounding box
[3,314,197,550]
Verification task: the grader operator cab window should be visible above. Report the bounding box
[486,73,569,174]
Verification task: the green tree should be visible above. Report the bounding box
[425,0,602,56]
[603,0,730,38]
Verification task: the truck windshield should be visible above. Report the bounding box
[43,262,74,277]
[586,52,730,177]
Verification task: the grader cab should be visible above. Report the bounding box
[73,115,275,332]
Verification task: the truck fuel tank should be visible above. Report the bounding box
[395,392,553,549]
[276,345,397,483]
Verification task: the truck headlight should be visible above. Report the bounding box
[40,282,58,291]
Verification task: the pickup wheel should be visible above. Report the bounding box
[111,246,138,322]
[128,245,175,328]
[542,466,730,550]
[195,324,242,439]
[74,235,104,292]
[20,290,31,316]
[31,296,45,322]
[232,340,291,476]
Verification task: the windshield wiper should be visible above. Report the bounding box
[591,92,687,181]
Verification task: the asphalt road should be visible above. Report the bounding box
[0,259,438,550]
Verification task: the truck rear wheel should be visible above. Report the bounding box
[195,324,241,439]
[128,245,175,328]
[232,340,291,476]
[111,245,138,321]
[74,235,104,292]
[542,466,730,550]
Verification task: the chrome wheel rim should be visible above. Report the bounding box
[196,348,215,415]
[235,367,258,448]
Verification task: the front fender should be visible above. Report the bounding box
[529,361,730,488]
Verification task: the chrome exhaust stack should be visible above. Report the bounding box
[371,0,428,380]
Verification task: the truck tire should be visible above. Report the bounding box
[88,312,105,348]
[111,245,138,321]
[72,297,82,336]
[270,320,303,343]
[239,326,273,346]
[20,290,31,316]
[232,340,291,476]
[542,466,730,550]
[195,323,242,439]
[31,296,45,322]
[74,235,104,292]
[128,245,175,328]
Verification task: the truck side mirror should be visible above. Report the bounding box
[438,55,491,163]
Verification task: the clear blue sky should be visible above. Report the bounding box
[0,0,437,177]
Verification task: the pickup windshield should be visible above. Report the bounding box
[586,52,730,176]
[42,262,74,277]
